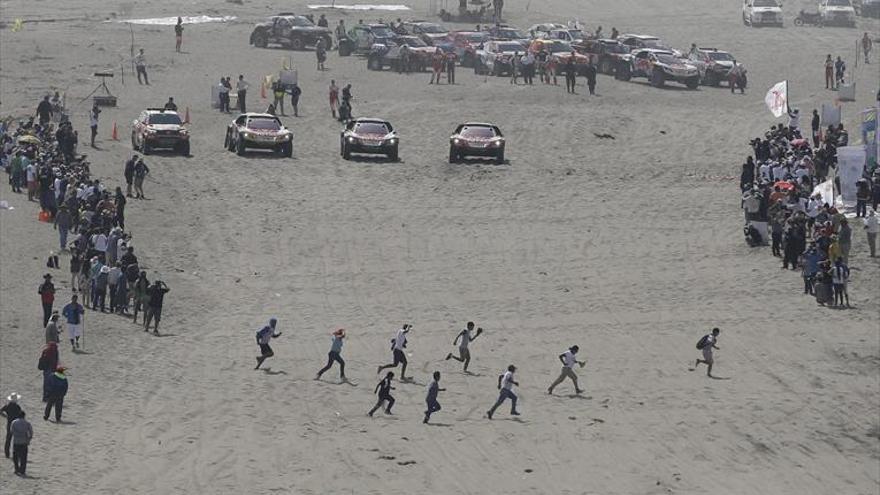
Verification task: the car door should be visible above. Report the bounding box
[276,18,292,39]
[232,115,247,141]
[634,50,651,75]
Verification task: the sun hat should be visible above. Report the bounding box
[6,392,20,402]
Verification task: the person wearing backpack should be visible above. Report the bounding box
[693,328,720,377]
[254,318,281,369]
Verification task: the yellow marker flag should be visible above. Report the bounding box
[12,18,24,32]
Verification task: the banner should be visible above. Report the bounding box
[837,146,866,205]
[765,81,788,118]
[862,106,878,171]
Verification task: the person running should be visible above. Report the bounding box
[62,294,84,351]
[329,80,339,119]
[377,324,412,380]
[1,393,24,459]
[487,365,520,419]
[38,273,56,328]
[44,367,68,422]
[254,318,281,369]
[694,328,721,377]
[547,345,586,395]
[445,322,482,372]
[368,371,396,416]
[10,412,32,476]
[423,371,445,424]
[174,17,184,53]
[316,328,346,380]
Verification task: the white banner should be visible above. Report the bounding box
[765,81,788,118]
[837,146,866,205]
[812,179,835,207]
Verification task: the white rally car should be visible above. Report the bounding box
[742,0,784,26]
[818,0,857,26]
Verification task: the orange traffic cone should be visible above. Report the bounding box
[111,121,118,140]
[260,81,267,99]
[184,106,190,124]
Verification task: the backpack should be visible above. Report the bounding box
[696,335,710,350]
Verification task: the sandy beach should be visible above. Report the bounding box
[1,0,878,493]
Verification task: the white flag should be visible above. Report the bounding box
[764,81,788,118]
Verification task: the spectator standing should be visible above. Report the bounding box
[864,210,878,257]
[834,56,846,86]
[584,61,597,95]
[89,104,100,147]
[38,342,60,401]
[236,75,249,113]
[62,294,84,350]
[289,84,302,117]
[824,54,834,89]
[10,412,32,476]
[134,48,149,84]
[38,273,55,328]
[36,95,53,125]
[133,158,149,199]
[175,17,184,53]
[53,205,71,251]
[1,393,23,459]
[862,33,873,64]
[44,367,69,422]
[144,280,170,334]
[44,312,61,344]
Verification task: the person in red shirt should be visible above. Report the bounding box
[429,49,444,85]
[38,274,55,327]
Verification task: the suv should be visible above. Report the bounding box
[621,49,700,89]
[687,48,741,86]
[401,21,449,45]
[368,36,434,71]
[818,0,857,25]
[250,14,333,50]
[340,118,399,161]
[576,39,632,75]
[742,0,784,26]
[474,40,527,76]
[339,23,399,56]
[224,113,293,157]
[131,108,189,155]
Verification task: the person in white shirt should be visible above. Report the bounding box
[236,75,250,113]
[91,232,108,254]
[693,328,720,378]
[445,321,482,372]
[864,209,879,257]
[377,324,411,380]
[831,258,850,308]
[89,104,100,147]
[487,365,520,419]
[134,48,149,85]
[25,162,37,201]
[759,161,771,182]
[547,345,586,395]
[787,108,800,131]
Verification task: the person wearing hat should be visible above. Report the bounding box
[316,328,346,381]
[10,411,32,476]
[62,294,84,350]
[38,273,56,328]
[45,311,61,344]
[254,318,281,369]
[1,393,24,458]
[44,367,69,422]
[94,265,110,312]
[487,365,520,420]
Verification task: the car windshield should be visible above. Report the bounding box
[642,39,665,48]
[400,36,427,47]
[465,33,489,42]
[247,118,281,130]
[707,51,734,61]
[826,0,851,5]
[460,126,497,138]
[656,54,683,65]
[605,43,630,54]
[496,42,524,52]
[497,28,525,38]
[547,41,573,53]
[148,113,182,125]
[354,122,390,134]
[371,26,395,37]
[753,0,779,6]
[567,30,584,39]
[291,16,314,27]
[418,23,446,33]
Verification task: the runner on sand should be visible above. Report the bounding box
[547,345,586,395]
[423,371,445,424]
[693,328,720,377]
[368,371,396,416]
[254,318,281,369]
[445,322,482,372]
[487,365,520,419]
[377,324,411,380]
[316,328,346,381]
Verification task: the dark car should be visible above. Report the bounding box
[224,113,293,157]
[449,123,505,164]
[401,21,449,45]
[367,36,434,71]
[250,14,333,50]
[339,23,399,56]
[131,108,190,155]
[341,118,399,160]
[576,39,632,75]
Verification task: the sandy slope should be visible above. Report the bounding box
[1,1,878,493]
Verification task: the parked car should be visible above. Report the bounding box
[401,21,449,45]
[539,28,588,44]
[131,108,189,155]
[687,47,741,86]
[474,40,527,76]
[818,0,858,25]
[367,36,434,71]
[224,113,293,157]
[486,24,531,46]
[617,34,680,55]
[576,39,632,75]
[529,39,595,74]
[340,118,399,160]
[527,23,568,38]
[339,23,399,56]
[742,0,784,26]
[449,123,505,164]
[444,31,491,67]
[250,14,333,50]
[619,49,701,89]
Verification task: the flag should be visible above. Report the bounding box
[764,80,788,118]
[12,18,23,32]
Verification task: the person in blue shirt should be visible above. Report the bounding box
[316,328,346,381]
[44,367,69,422]
[61,294,85,350]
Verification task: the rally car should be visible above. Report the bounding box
[367,36,434,71]
[224,113,293,157]
[742,0,784,26]
[444,31,491,67]
[449,123,505,164]
[687,47,741,86]
[486,24,531,46]
[339,23,399,56]
[620,49,701,89]
[473,40,527,76]
[617,34,681,56]
[131,108,190,155]
[530,39,595,74]
[341,118,399,161]
[401,21,449,45]
[576,38,632,75]
[249,14,333,50]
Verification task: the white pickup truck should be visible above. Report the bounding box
[742,0,784,27]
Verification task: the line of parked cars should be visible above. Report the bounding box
[743,0,869,27]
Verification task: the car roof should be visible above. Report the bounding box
[460,122,497,128]
[638,48,674,54]
[144,109,179,115]
[621,34,661,40]
[240,113,280,119]
[698,47,730,54]
[352,118,391,124]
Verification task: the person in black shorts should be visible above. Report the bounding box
[254,318,281,369]
[368,372,396,416]
[377,324,411,380]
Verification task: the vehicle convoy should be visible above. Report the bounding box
[687,47,742,86]
[224,113,293,157]
[400,21,449,45]
[339,23,399,56]
[449,123,505,164]
[131,108,190,155]
[444,30,491,67]
[473,40,528,76]
[367,36,434,71]
[818,0,858,25]
[340,118,399,161]
[619,49,701,89]
[250,14,333,50]
[576,38,632,75]
[742,0,785,26]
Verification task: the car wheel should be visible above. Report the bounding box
[599,59,611,75]
[368,56,382,71]
[616,63,632,81]
[495,150,504,165]
[651,70,665,87]
[281,141,293,158]
[702,72,716,87]
[289,36,304,50]
[342,143,351,160]
[387,146,398,162]
[253,32,268,48]
[448,146,458,163]
[236,139,246,156]
[131,132,138,150]
[794,17,804,26]
[179,141,190,156]
[142,142,151,155]
[685,76,699,90]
